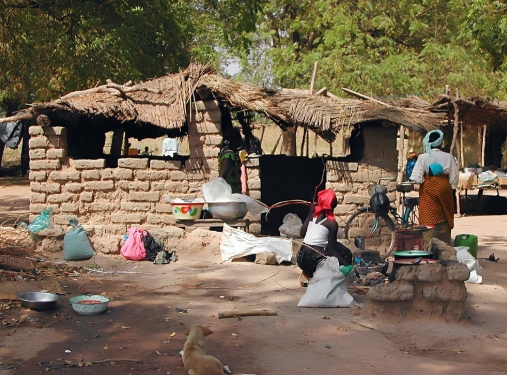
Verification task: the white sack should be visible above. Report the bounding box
[220,224,292,263]
[455,246,483,284]
[297,257,355,308]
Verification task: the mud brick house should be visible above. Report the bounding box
[1,64,455,253]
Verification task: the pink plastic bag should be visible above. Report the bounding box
[121,227,147,261]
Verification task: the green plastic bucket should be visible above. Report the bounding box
[454,234,478,258]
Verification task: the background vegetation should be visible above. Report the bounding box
[1,0,507,118]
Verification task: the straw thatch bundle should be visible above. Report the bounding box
[6,63,448,142]
[0,227,36,257]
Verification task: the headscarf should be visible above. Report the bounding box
[313,189,337,220]
[423,130,444,155]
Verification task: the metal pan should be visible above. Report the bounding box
[393,250,433,259]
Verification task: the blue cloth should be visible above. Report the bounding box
[406,159,417,181]
[429,163,444,176]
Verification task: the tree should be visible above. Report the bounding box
[240,0,507,100]
[0,0,262,114]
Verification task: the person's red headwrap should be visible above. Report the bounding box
[313,189,337,220]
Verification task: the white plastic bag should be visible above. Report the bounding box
[279,213,303,238]
[233,194,268,215]
[297,257,355,308]
[202,178,232,202]
[455,246,483,284]
[202,178,269,215]
[220,224,292,263]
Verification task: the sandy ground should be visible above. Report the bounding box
[0,178,507,375]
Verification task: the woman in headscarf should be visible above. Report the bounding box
[409,130,459,244]
[218,128,248,195]
[296,189,352,280]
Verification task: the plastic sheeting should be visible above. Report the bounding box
[220,224,292,263]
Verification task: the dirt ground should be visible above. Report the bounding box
[0,178,507,375]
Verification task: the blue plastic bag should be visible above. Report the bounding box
[21,208,53,233]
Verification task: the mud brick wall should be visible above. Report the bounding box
[28,100,262,254]
[354,239,470,321]
[327,126,399,223]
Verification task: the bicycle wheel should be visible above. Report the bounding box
[345,210,396,259]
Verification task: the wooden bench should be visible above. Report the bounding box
[175,218,250,233]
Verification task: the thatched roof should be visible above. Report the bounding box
[432,95,507,128]
[5,63,446,142]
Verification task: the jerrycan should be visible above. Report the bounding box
[453,234,478,258]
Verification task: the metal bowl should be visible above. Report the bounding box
[355,265,385,276]
[207,201,248,220]
[69,294,110,315]
[17,292,61,311]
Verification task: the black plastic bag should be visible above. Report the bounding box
[143,232,164,262]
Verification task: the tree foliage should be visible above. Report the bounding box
[0,0,259,114]
[2,0,507,115]
[240,0,507,100]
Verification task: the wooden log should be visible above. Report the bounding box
[315,87,327,96]
[341,88,393,107]
[218,308,278,319]
[0,113,34,123]
[36,114,51,127]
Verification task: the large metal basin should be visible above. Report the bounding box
[17,292,61,311]
[208,201,247,220]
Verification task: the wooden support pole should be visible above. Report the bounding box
[482,125,487,167]
[259,124,266,143]
[450,89,459,157]
[271,129,283,155]
[396,126,406,211]
[477,126,482,165]
[300,128,307,156]
[313,131,318,157]
[460,122,464,168]
[309,62,318,94]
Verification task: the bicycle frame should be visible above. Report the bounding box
[389,196,419,227]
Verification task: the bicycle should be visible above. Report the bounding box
[344,182,419,260]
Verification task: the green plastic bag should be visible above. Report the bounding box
[63,220,96,261]
[21,207,52,233]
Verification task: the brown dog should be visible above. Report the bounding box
[181,325,255,375]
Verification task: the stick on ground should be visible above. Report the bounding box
[218,308,278,319]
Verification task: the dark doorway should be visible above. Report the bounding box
[485,125,507,168]
[259,155,326,236]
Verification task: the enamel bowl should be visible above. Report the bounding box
[69,295,110,315]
